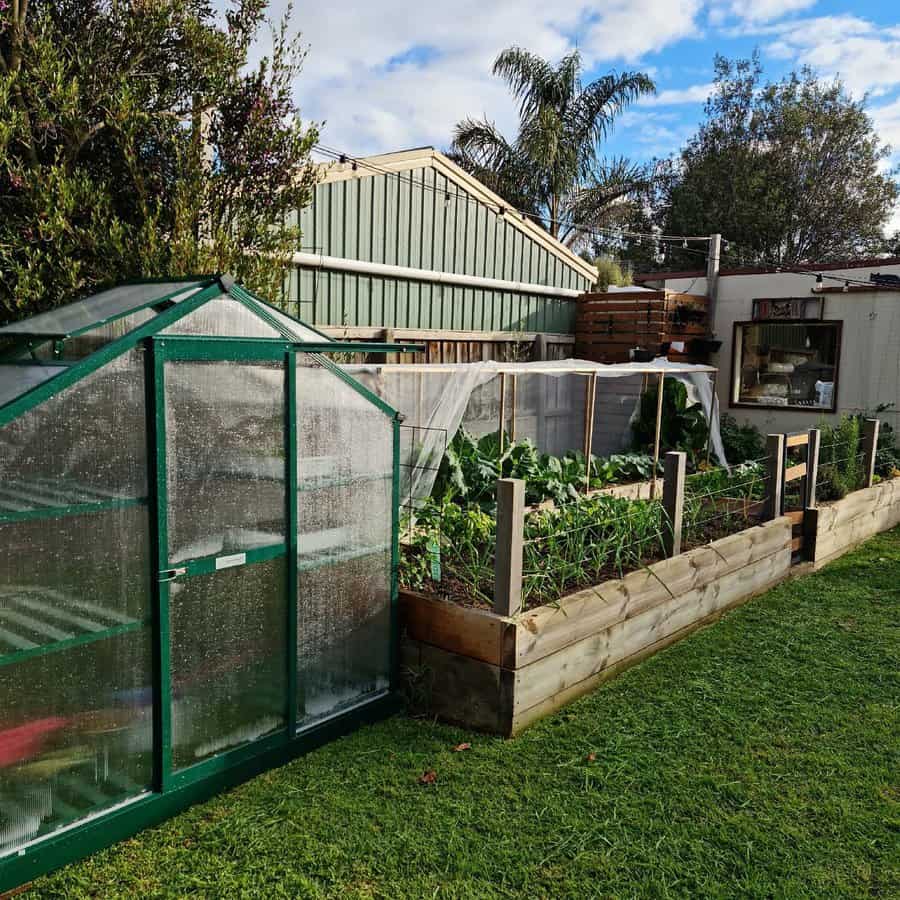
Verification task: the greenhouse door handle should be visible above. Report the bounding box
[158,567,187,583]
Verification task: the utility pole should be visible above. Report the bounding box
[705,233,721,340]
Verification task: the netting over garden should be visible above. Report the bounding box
[346,358,727,509]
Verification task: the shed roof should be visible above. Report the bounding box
[317,147,598,285]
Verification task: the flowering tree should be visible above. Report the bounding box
[0,0,319,316]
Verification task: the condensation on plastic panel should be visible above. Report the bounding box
[160,296,282,338]
[163,360,286,564]
[0,506,154,856]
[169,559,287,770]
[246,301,327,342]
[0,349,148,513]
[295,361,392,726]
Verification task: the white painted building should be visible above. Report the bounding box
[635,257,900,435]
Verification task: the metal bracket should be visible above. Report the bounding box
[158,567,186,583]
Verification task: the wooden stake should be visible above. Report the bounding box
[510,375,518,442]
[498,372,507,453]
[651,372,665,499]
[494,478,525,617]
[805,428,820,509]
[582,374,597,491]
[763,433,786,521]
[662,451,686,557]
[861,418,880,488]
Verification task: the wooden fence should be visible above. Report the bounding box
[492,419,882,616]
[575,290,710,364]
[318,326,575,364]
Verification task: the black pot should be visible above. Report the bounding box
[687,337,723,355]
[630,347,656,362]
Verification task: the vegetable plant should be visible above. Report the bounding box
[632,378,709,466]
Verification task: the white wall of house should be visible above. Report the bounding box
[646,262,900,436]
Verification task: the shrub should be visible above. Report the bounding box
[719,413,765,464]
[817,415,862,500]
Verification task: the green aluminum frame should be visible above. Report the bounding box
[0,288,404,892]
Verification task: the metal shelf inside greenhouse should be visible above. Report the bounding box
[0,587,143,667]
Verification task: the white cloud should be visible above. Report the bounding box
[227,1,709,155]
[762,15,900,98]
[638,82,714,106]
[721,0,817,25]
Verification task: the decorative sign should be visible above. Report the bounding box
[752,297,824,321]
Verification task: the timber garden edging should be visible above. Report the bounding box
[401,473,900,736]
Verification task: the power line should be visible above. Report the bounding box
[313,143,714,260]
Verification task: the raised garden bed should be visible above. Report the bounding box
[402,473,900,736]
[812,476,900,567]
[402,516,793,735]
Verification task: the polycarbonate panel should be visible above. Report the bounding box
[0,365,66,408]
[160,297,282,338]
[169,559,287,769]
[0,281,204,337]
[0,506,154,855]
[248,301,328,342]
[33,307,159,361]
[164,360,286,563]
[0,350,148,515]
[296,361,392,725]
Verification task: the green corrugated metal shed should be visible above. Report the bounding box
[284,148,596,335]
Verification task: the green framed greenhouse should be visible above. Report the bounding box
[0,275,414,890]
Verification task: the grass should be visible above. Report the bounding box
[28,529,900,898]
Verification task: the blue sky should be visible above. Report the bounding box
[235,1,900,228]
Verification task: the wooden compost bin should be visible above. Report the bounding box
[401,516,793,736]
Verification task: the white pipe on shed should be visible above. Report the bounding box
[291,251,584,299]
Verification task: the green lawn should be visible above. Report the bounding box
[30,530,900,898]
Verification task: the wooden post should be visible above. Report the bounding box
[582,373,597,491]
[805,428,820,509]
[861,418,880,488]
[510,375,518,442]
[366,327,394,363]
[763,433,786,521]
[498,372,507,453]
[531,332,548,361]
[493,478,525,617]
[651,372,665,499]
[662,451,687,557]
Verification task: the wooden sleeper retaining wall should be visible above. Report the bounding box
[402,516,792,736]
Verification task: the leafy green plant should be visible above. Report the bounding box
[849,405,900,478]
[632,378,709,466]
[818,415,863,501]
[719,413,765,464]
[432,429,661,508]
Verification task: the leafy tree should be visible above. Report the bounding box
[658,54,899,268]
[450,47,655,251]
[0,0,318,318]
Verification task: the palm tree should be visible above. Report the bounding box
[451,47,655,248]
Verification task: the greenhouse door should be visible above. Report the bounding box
[150,338,294,788]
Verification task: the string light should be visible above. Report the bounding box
[312,142,900,292]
